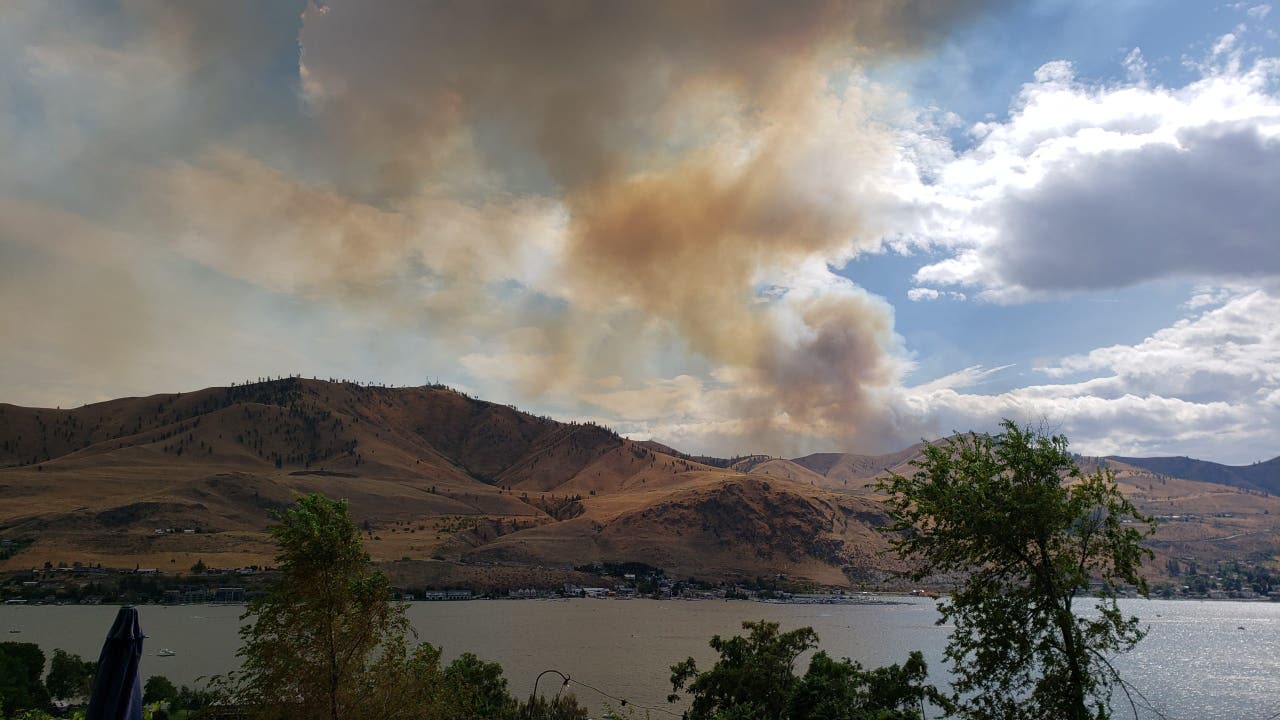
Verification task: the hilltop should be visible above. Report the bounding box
[0,379,895,586]
[1,378,1277,589]
[1106,454,1280,495]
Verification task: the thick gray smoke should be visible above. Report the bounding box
[2,1,990,453]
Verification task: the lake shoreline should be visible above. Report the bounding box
[4,597,1278,719]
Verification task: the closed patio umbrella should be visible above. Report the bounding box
[86,606,144,720]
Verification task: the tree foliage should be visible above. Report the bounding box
[437,653,517,720]
[788,650,953,720]
[45,649,95,702]
[670,621,815,720]
[233,493,414,720]
[516,693,590,720]
[0,643,49,716]
[877,420,1154,720]
[226,492,591,720]
[669,620,945,720]
[142,675,178,706]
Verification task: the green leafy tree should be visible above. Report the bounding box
[232,493,417,720]
[788,651,953,720]
[877,420,1155,720]
[0,643,50,715]
[45,649,95,702]
[438,653,517,720]
[172,683,218,716]
[225,491,535,717]
[669,621,816,720]
[225,492,568,720]
[142,675,178,706]
[669,621,942,720]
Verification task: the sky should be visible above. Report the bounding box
[1,1,1278,464]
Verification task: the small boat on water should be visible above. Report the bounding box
[7,629,20,634]
[157,648,176,657]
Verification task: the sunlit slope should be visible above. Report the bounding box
[772,446,1280,581]
[0,379,892,584]
[1108,454,1280,495]
[2,380,1277,585]
[788,442,937,492]
[462,473,898,585]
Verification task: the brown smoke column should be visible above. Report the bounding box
[185,1,990,452]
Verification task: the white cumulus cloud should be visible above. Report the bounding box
[900,290,1280,463]
[895,34,1280,302]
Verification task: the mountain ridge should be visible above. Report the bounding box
[2,378,1278,587]
[1105,454,1280,495]
[0,379,898,585]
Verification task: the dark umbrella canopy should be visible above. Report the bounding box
[86,606,145,720]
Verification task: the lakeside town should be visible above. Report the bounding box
[4,555,1277,607]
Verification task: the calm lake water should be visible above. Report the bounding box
[3,597,1277,719]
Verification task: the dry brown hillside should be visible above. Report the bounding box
[0,379,896,585]
[790,444,933,492]
[779,444,1280,583]
[2,380,1276,587]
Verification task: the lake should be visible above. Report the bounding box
[3,597,1278,719]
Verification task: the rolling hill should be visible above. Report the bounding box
[1,378,1277,588]
[1106,455,1280,495]
[0,378,899,585]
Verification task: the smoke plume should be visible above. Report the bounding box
[265,1,984,453]
[3,1,990,453]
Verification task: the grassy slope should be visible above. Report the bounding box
[0,380,896,584]
[2,380,1276,585]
